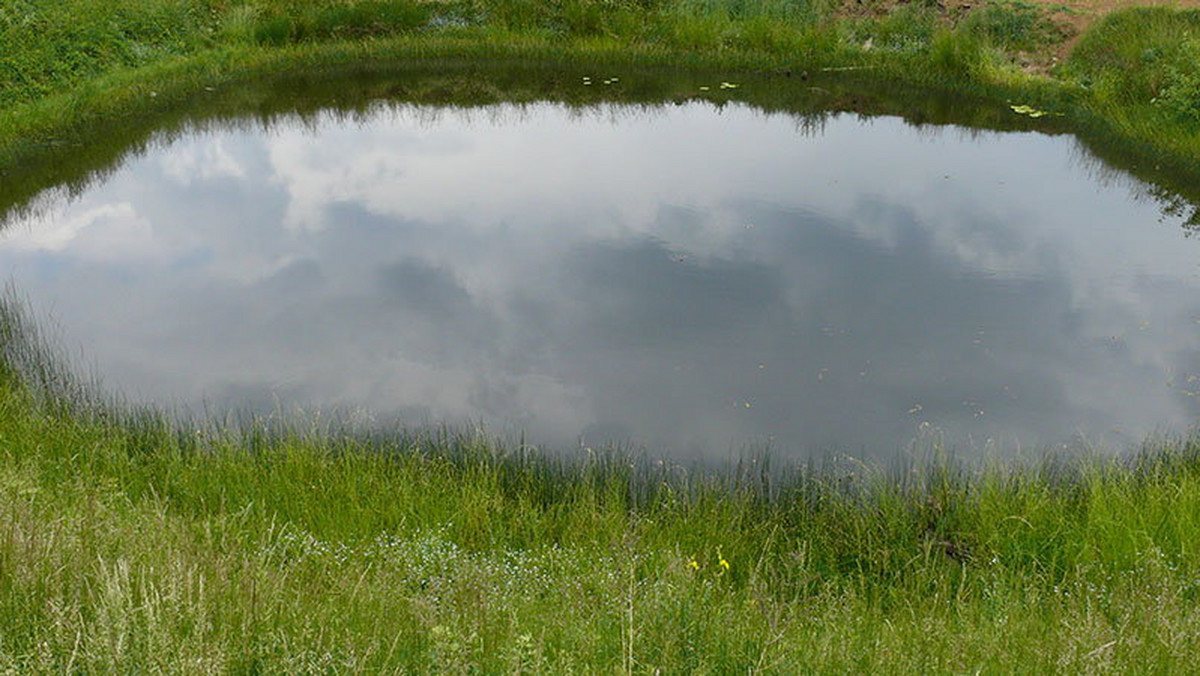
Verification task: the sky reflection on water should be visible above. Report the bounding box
[4,101,1200,459]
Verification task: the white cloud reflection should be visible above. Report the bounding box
[161,137,247,185]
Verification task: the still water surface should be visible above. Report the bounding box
[4,100,1200,459]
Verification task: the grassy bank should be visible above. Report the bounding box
[3,296,1200,670]
[3,349,1200,670]
[5,0,1200,672]
[0,0,1199,182]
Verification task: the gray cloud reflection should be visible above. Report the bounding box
[3,101,1200,459]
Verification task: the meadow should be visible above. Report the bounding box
[3,0,1200,671]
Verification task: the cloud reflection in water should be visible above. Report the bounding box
[3,102,1199,459]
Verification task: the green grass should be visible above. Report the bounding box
[3,0,1200,670]
[3,342,1200,670]
[0,0,1194,174]
[960,0,1070,54]
[1063,9,1200,138]
[3,298,1200,671]
[0,0,1195,189]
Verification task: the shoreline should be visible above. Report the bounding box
[1,7,1199,192]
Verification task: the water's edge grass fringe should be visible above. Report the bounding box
[4,0,1200,671]
[4,302,1200,670]
[2,1,1199,187]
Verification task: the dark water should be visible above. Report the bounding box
[4,97,1200,459]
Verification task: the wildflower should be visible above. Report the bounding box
[717,548,730,573]
[687,558,700,571]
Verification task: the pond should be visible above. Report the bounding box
[3,69,1200,460]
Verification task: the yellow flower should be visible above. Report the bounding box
[687,558,700,571]
[717,548,730,573]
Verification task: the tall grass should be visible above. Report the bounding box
[1063,9,1200,137]
[1044,8,1200,213]
[0,0,222,108]
[0,0,1065,111]
[2,297,1200,670]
